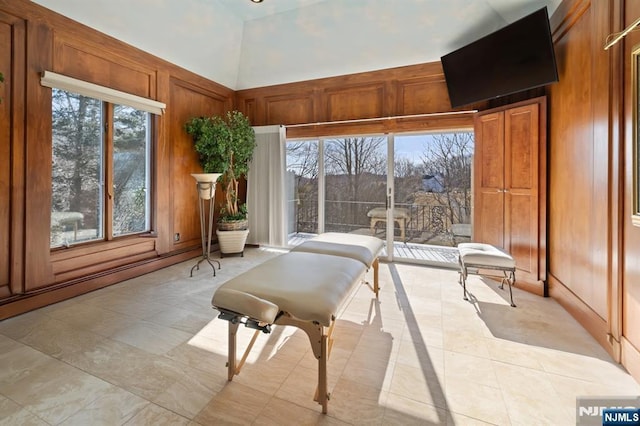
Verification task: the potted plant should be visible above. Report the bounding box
[185,110,256,256]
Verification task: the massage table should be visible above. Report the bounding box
[290,232,384,296]
[211,246,376,413]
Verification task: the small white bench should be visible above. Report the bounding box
[367,207,410,241]
[458,242,516,307]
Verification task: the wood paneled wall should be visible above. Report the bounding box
[236,62,480,135]
[548,0,610,323]
[2,0,638,384]
[0,0,476,319]
[0,0,234,318]
[546,0,640,380]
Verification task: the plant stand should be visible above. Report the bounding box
[190,173,222,277]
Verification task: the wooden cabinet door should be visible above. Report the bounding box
[504,103,539,283]
[473,111,505,249]
[473,98,545,287]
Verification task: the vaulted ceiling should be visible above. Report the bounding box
[32,0,561,90]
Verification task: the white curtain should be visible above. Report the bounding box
[247,125,287,247]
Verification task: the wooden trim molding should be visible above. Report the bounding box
[621,337,640,383]
[548,273,616,359]
[285,111,475,139]
[0,248,199,320]
[550,0,591,43]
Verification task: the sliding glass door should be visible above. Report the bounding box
[324,136,387,236]
[393,132,473,263]
[285,130,473,266]
[285,140,319,243]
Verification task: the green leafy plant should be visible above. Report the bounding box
[185,110,256,223]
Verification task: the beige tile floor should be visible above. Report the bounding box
[0,247,638,425]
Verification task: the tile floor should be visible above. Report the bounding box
[0,247,638,425]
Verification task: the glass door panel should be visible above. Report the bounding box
[285,140,319,245]
[324,136,387,237]
[393,132,474,265]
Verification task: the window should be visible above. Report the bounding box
[50,88,152,247]
[286,131,474,256]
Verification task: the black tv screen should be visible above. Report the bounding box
[441,7,558,108]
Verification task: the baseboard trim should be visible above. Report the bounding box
[548,274,615,360]
[515,278,546,297]
[0,249,200,320]
[621,337,640,384]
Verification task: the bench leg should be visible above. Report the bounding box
[501,270,516,307]
[373,258,379,298]
[397,219,405,241]
[460,261,517,307]
[459,258,468,301]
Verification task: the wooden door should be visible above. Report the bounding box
[504,103,539,283]
[473,98,545,288]
[473,111,505,249]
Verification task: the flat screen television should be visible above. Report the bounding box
[440,7,558,108]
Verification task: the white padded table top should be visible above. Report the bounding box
[458,243,515,268]
[211,251,366,327]
[291,232,383,268]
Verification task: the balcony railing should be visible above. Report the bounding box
[287,198,471,247]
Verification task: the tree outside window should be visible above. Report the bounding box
[50,88,151,248]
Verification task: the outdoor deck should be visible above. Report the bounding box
[287,232,460,268]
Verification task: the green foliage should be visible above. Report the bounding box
[219,203,248,223]
[185,111,256,222]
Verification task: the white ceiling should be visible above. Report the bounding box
[217,0,329,21]
[32,0,561,91]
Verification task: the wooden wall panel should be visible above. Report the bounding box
[325,83,385,121]
[547,0,623,362]
[169,79,230,251]
[0,14,15,296]
[24,20,55,292]
[264,93,314,125]
[397,76,451,115]
[51,239,157,283]
[548,1,607,318]
[0,0,235,318]
[54,35,155,98]
[236,61,473,128]
[4,11,26,298]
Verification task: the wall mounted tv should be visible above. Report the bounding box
[440,7,558,108]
